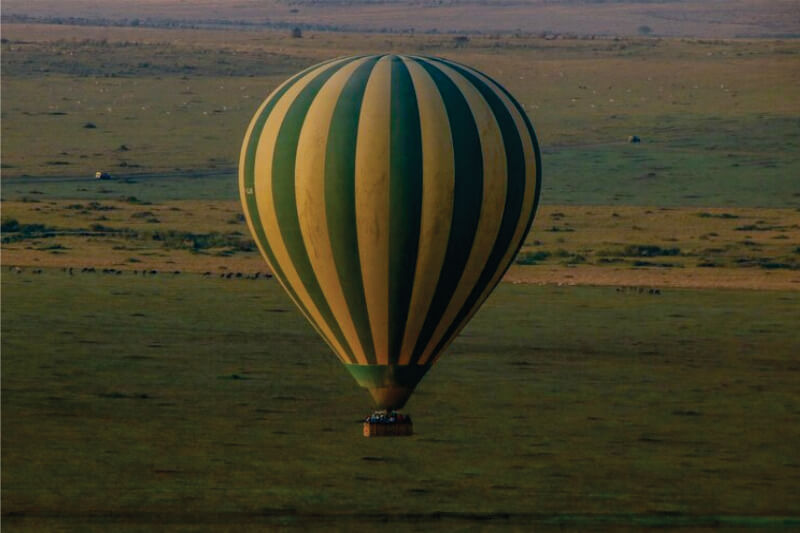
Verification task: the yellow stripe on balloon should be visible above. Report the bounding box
[417,59,508,366]
[429,69,539,365]
[254,57,355,365]
[354,56,393,365]
[397,57,455,366]
[295,57,371,366]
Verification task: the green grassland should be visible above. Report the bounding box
[2,25,799,207]
[3,271,799,529]
[3,201,799,289]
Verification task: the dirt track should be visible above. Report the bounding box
[504,265,800,291]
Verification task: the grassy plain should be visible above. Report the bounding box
[2,25,799,208]
[3,271,799,529]
[3,200,799,289]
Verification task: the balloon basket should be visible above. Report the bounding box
[363,411,413,437]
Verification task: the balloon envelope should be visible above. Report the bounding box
[240,54,541,409]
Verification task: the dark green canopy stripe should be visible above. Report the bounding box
[271,57,361,364]
[408,57,484,365]
[388,57,424,362]
[325,56,382,365]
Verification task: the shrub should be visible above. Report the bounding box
[597,244,680,258]
[545,226,574,233]
[632,260,677,267]
[561,254,586,265]
[515,251,550,265]
[735,224,784,231]
[622,245,680,257]
[697,212,738,219]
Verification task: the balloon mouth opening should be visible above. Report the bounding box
[366,386,414,410]
[344,364,432,410]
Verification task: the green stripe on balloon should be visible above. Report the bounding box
[409,57,484,365]
[428,57,527,357]
[324,55,382,365]
[388,56,424,364]
[271,57,360,364]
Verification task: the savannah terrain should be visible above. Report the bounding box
[2,9,800,531]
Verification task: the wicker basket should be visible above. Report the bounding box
[363,421,413,437]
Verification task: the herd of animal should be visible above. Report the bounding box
[6,266,663,293]
[6,265,273,280]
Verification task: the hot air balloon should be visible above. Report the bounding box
[239,55,541,432]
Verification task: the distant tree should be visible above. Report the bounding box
[291,27,303,39]
[453,35,469,46]
[638,25,653,36]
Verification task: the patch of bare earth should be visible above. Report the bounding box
[504,264,800,291]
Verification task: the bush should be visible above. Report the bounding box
[561,254,586,265]
[597,244,680,258]
[545,226,574,233]
[632,260,677,267]
[697,212,738,219]
[515,251,550,265]
[1,218,20,232]
[623,245,680,257]
[148,230,255,252]
[0,222,55,243]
